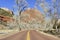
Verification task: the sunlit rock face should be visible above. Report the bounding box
[0,8,14,22]
[0,8,14,29]
[21,8,44,23]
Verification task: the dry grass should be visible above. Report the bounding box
[0,30,19,39]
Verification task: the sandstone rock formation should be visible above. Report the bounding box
[21,8,44,23]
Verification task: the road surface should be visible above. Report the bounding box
[0,30,60,40]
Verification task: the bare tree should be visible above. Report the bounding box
[14,0,28,31]
[34,0,60,31]
[15,0,28,15]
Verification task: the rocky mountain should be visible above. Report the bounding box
[0,8,14,27]
[21,8,44,23]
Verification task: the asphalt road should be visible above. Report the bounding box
[30,30,60,40]
[0,30,60,40]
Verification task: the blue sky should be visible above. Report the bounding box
[0,0,56,15]
[0,0,15,10]
[0,0,36,10]
[0,0,51,9]
[0,0,36,15]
